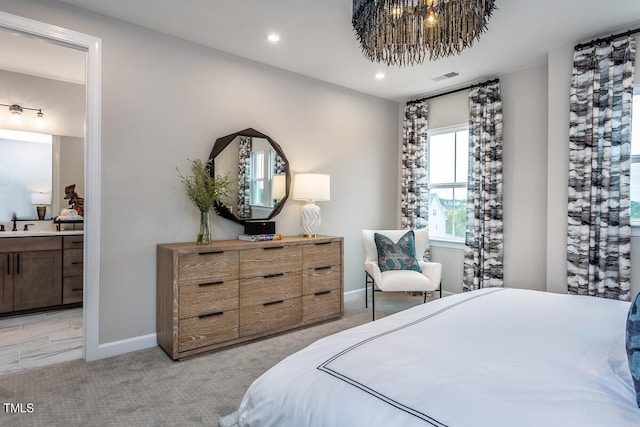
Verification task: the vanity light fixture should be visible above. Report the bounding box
[0,103,44,119]
[375,72,386,80]
[267,33,281,43]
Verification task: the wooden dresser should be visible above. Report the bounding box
[156,235,343,360]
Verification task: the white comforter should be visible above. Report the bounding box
[237,288,640,426]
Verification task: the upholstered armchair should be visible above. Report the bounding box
[361,229,442,320]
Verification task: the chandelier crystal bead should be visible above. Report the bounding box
[352,0,497,66]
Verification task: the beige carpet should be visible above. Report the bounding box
[0,292,432,426]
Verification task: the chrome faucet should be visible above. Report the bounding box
[11,213,17,232]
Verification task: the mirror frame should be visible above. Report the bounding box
[209,128,290,224]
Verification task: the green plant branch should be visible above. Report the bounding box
[177,158,232,212]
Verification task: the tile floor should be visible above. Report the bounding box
[0,308,83,376]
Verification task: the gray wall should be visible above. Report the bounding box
[0,0,399,344]
[425,64,549,294]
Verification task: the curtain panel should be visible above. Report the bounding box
[567,36,635,301]
[401,101,429,232]
[463,81,504,291]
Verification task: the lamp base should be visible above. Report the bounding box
[36,205,46,221]
[300,202,321,237]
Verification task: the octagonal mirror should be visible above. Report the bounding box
[209,128,290,224]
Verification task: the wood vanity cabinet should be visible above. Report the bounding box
[157,236,344,360]
[0,237,62,313]
[0,234,84,315]
[62,235,84,304]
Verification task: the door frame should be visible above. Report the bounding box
[0,11,102,361]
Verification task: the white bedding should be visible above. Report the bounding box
[236,288,640,426]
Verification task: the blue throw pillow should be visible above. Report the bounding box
[626,292,640,407]
[374,231,422,273]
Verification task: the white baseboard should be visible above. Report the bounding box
[97,333,157,359]
[93,288,459,360]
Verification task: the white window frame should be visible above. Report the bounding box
[427,123,469,245]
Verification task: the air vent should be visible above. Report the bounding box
[432,71,460,81]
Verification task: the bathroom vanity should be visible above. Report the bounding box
[0,231,83,316]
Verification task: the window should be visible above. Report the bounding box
[631,87,640,223]
[428,125,469,241]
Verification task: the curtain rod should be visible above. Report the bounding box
[575,27,640,51]
[407,78,499,105]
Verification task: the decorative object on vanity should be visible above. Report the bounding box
[177,158,232,245]
[352,0,497,66]
[156,235,344,359]
[293,174,330,237]
[53,209,84,231]
[209,128,290,224]
[31,192,51,220]
[64,184,84,217]
[0,102,44,120]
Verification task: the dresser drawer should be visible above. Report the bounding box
[179,280,239,319]
[63,235,84,249]
[240,272,302,308]
[240,246,302,279]
[63,248,83,277]
[302,241,341,270]
[303,265,341,295]
[239,297,302,337]
[303,289,342,322]
[178,309,239,353]
[179,250,239,285]
[63,276,83,304]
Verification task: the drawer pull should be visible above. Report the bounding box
[314,290,332,296]
[71,261,84,265]
[199,311,224,319]
[198,250,224,255]
[198,281,224,287]
[71,288,83,292]
[263,300,284,307]
[264,273,284,279]
[314,266,331,271]
[315,241,332,246]
[70,241,83,245]
[263,246,284,251]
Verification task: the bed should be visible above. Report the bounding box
[221,288,640,426]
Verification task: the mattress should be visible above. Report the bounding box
[234,288,640,426]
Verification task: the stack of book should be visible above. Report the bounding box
[238,233,282,242]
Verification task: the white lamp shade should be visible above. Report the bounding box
[31,192,51,205]
[271,174,287,200]
[293,174,330,202]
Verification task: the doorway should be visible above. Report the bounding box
[0,11,102,363]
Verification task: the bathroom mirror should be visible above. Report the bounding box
[209,128,290,224]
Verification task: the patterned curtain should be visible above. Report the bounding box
[463,81,504,291]
[401,100,429,234]
[237,136,252,218]
[567,36,635,301]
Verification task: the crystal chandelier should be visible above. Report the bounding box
[352,0,497,66]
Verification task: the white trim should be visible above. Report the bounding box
[0,12,103,361]
[97,334,158,360]
[429,239,465,250]
[632,224,640,237]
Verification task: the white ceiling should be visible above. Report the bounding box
[13,1,640,101]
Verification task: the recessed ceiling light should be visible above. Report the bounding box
[267,33,281,43]
[375,72,386,80]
